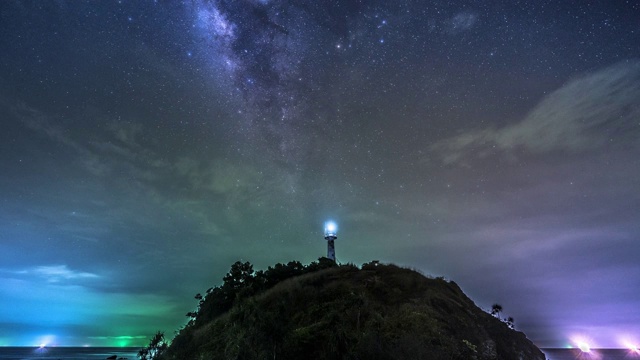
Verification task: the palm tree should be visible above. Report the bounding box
[490,304,503,319]
[506,317,515,329]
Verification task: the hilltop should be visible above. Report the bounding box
[150,259,545,360]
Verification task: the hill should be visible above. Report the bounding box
[153,259,545,360]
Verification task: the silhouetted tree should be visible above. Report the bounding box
[490,304,516,330]
[138,331,167,360]
[185,311,197,319]
[491,304,503,319]
[506,316,515,329]
[223,261,255,290]
[305,257,337,272]
[187,258,344,330]
[262,260,306,287]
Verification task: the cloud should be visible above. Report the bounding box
[8,101,300,250]
[0,273,180,337]
[432,61,640,164]
[15,103,84,152]
[15,265,99,283]
[88,335,148,340]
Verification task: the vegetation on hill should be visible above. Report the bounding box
[143,259,545,360]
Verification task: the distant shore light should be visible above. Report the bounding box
[621,339,640,354]
[578,342,591,353]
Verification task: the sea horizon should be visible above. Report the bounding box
[1,346,639,360]
[542,347,640,360]
[0,347,140,360]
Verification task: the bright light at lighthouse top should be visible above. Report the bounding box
[324,221,337,238]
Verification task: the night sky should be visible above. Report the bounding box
[1,0,639,349]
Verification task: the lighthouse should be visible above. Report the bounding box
[324,221,337,262]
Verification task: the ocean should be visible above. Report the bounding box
[0,347,139,360]
[0,347,637,359]
[542,348,640,360]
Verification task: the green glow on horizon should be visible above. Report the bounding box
[117,339,129,347]
[86,335,148,348]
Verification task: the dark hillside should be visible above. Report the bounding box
[157,261,545,360]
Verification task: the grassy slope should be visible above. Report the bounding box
[159,263,545,360]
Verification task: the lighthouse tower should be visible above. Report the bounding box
[324,221,337,262]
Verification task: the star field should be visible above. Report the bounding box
[1,0,639,349]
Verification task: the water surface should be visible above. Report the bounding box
[0,347,139,360]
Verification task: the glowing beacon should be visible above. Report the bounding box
[324,221,337,262]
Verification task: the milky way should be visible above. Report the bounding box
[189,0,405,162]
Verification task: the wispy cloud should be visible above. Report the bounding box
[15,103,84,152]
[17,265,99,283]
[88,335,148,340]
[431,61,640,164]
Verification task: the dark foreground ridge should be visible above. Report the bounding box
[153,259,545,360]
